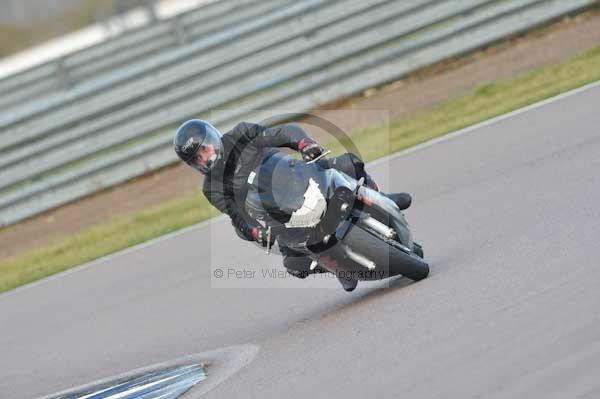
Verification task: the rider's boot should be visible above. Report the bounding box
[386,192,412,210]
[337,273,358,292]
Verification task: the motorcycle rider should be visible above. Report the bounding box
[173,119,411,287]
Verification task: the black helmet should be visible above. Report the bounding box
[174,119,224,174]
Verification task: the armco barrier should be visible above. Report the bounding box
[0,0,285,109]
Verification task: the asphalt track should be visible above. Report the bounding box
[2,82,600,398]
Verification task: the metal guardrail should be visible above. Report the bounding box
[0,0,420,159]
[0,0,246,87]
[0,0,288,110]
[0,0,596,225]
[0,0,334,135]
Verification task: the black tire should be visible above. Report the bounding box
[341,225,429,281]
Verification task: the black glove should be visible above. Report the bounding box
[298,139,324,162]
[251,225,276,248]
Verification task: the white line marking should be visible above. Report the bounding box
[2,79,600,299]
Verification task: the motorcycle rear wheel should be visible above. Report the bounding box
[342,225,429,281]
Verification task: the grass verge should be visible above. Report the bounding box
[1,45,600,293]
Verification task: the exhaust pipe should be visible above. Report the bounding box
[358,215,396,240]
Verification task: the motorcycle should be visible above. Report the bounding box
[245,151,429,291]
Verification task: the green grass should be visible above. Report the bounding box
[0,191,219,293]
[333,46,600,162]
[2,45,600,293]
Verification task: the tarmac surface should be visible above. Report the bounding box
[1,83,600,398]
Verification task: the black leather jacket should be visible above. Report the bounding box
[202,122,313,240]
